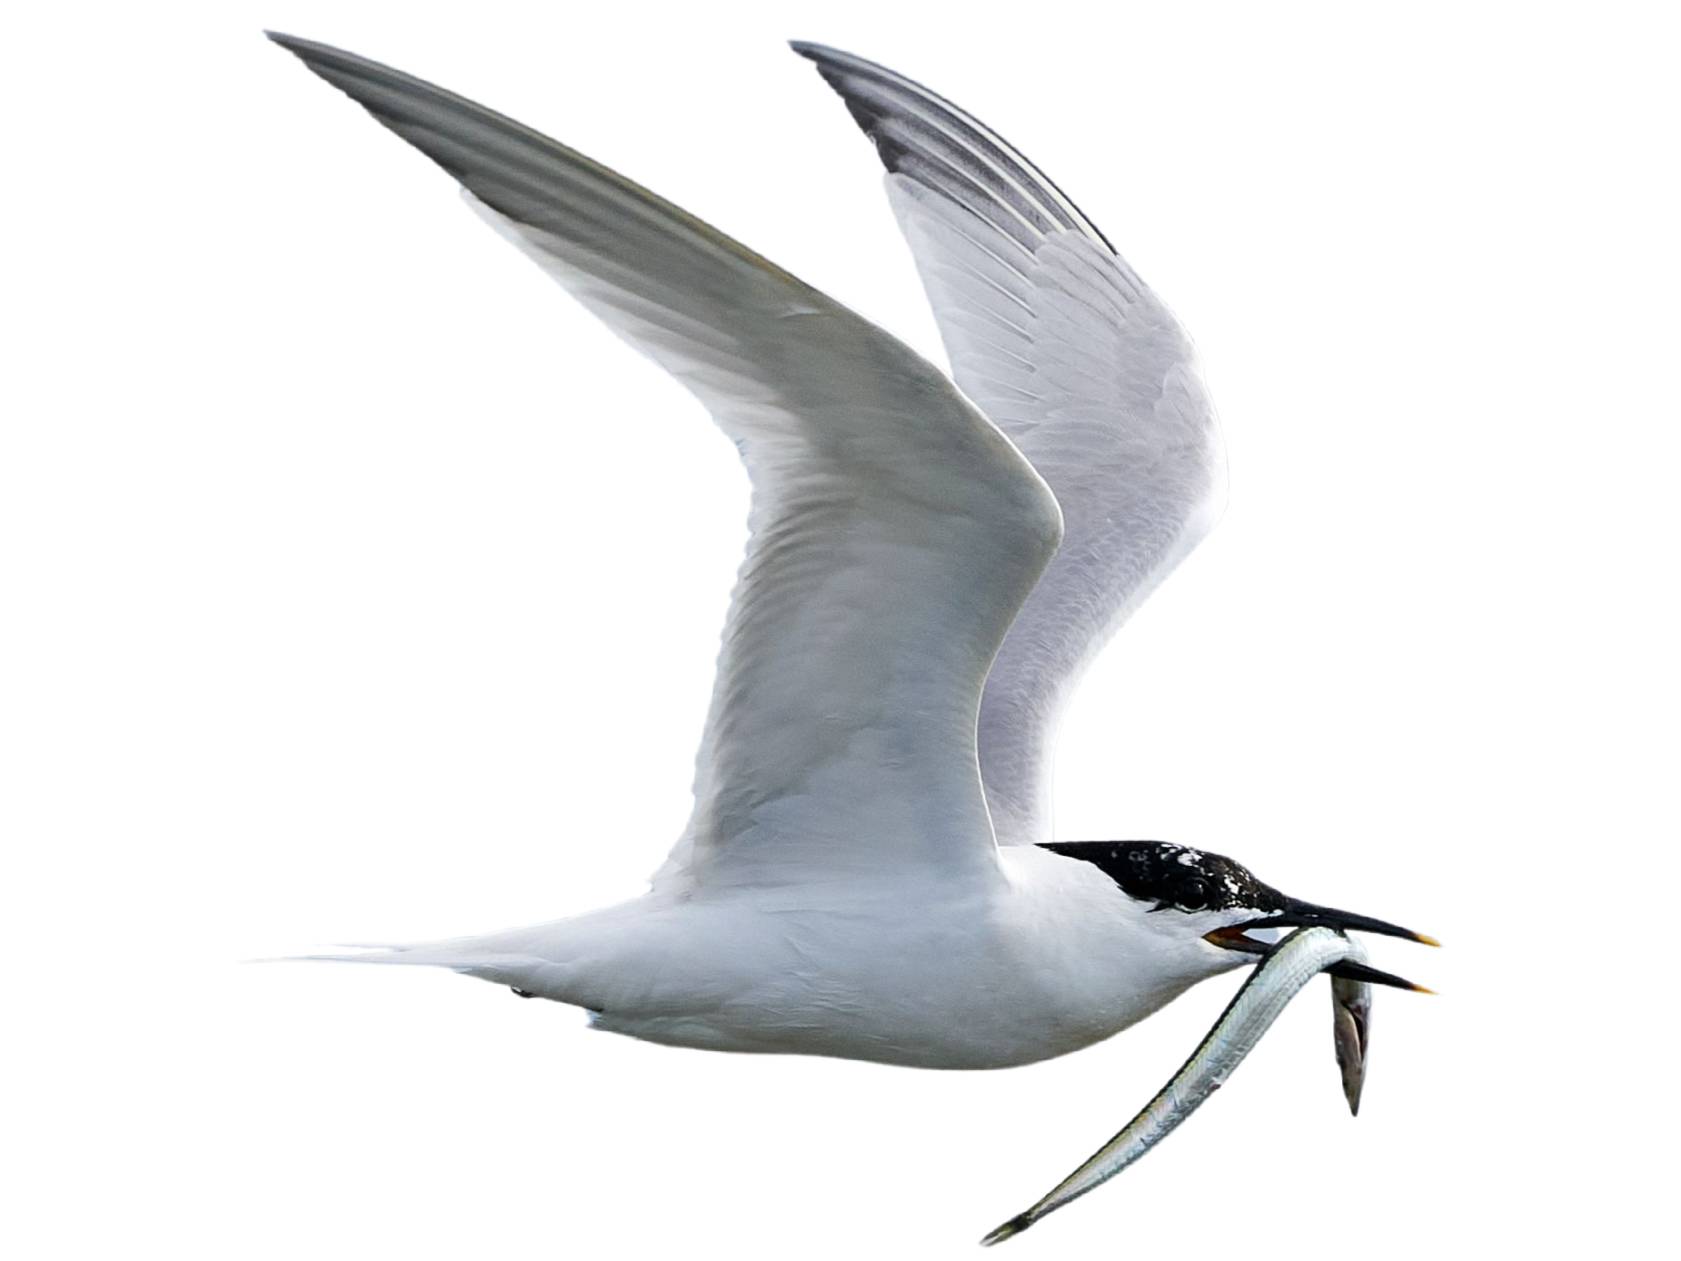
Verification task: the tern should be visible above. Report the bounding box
[270,33,1430,1110]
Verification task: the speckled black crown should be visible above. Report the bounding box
[1040,841,1283,915]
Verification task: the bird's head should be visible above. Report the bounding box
[1041,840,1435,989]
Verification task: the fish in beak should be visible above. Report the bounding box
[1203,895,1438,991]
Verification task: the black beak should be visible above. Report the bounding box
[1265,897,1439,948]
[1204,897,1438,992]
[1320,957,1434,993]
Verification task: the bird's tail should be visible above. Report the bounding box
[259,939,550,988]
[259,905,638,1006]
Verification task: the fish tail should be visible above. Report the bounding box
[980,1212,1035,1247]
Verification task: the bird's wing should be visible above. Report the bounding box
[794,44,1226,846]
[268,35,1062,894]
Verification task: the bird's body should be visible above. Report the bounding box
[269,35,1429,1092]
[348,846,1238,1069]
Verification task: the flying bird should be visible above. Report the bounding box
[267,31,1433,1226]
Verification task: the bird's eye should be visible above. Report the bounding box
[1180,878,1211,910]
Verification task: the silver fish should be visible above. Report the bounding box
[982,926,1417,1246]
[1331,936,1373,1115]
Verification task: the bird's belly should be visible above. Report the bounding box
[589,991,1149,1070]
[569,897,1193,1070]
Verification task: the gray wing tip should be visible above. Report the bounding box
[788,39,930,104]
[263,30,417,105]
[788,40,913,91]
[263,30,470,114]
[787,39,1115,256]
[787,42,946,187]
[788,39,856,68]
[264,29,359,71]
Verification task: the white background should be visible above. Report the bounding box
[5,2,1677,1257]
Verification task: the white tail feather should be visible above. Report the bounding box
[262,944,548,988]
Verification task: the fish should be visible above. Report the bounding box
[981,926,1428,1245]
[1331,936,1373,1116]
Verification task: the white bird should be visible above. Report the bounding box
[268,33,1430,1079]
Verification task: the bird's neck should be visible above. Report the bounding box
[991,845,1235,1035]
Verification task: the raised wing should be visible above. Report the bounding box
[268,35,1062,893]
[794,43,1225,846]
